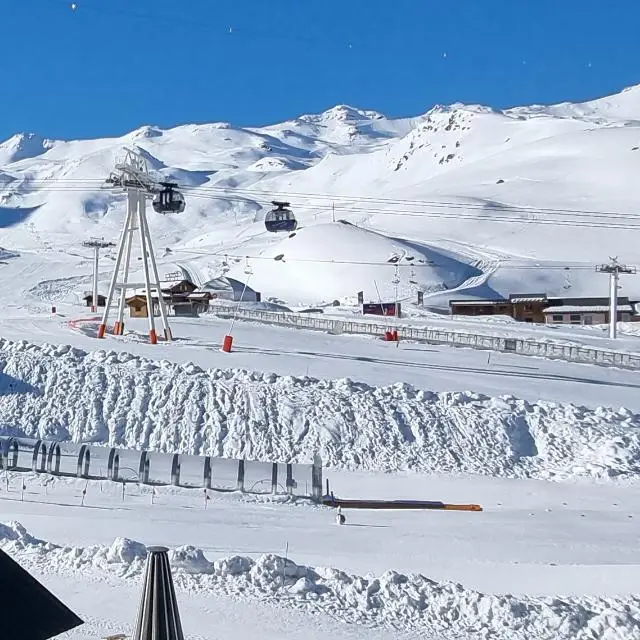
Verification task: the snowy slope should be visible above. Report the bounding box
[3,85,640,307]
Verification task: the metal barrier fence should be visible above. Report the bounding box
[208,304,640,370]
[0,437,323,501]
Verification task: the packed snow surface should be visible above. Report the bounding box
[1,338,639,481]
[1,521,638,640]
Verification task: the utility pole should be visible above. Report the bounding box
[392,263,400,320]
[82,238,115,312]
[596,258,637,339]
[98,148,185,344]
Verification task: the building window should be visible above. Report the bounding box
[583,316,593,325]
[552,314,563,322]
[524,303,533,312]
[570,314,581,324]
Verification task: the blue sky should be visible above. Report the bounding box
[3,0,640,141]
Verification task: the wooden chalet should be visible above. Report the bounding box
[82,293,107,308]
[542,297,636,325]
[449,298,512,318]
[125,279,212,318]
[508,294,548,323]
[126,294,159,318]
[450,293,639,325]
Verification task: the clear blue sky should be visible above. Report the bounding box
[3,0,640,141]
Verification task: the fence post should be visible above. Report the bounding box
[203,457,212,489]
[287,463,296,496]
[286,464,294,495]
[311,455,322,501]
[236,460,245,492]
[170,454,180,487]
[139,451,150,484]
[271,463,278,494]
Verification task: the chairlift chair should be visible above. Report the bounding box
[265,201,297,232]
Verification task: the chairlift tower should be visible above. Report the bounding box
[97,148,184,344]
[596,257,637,339]
[82,238,115,312]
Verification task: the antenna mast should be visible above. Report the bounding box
[97,148,179,344]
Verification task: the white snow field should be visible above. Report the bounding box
[1,472,639,640]
[2,86,640,639]
[0,335,639,638]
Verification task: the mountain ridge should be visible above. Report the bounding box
[2,84,640,306]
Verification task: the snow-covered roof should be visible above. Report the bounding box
[450,300,508,306]
[202,276,256,295]
[543,305,633,314]
[157,280,192,290]
[510,296,547,303]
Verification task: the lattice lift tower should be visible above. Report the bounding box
[97,148,185,344]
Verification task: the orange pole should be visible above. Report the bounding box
[149,329,158,345]
[97,323,106,339]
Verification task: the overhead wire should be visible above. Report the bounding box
[7,181,640,230]
[10,177,640,224]
[149,245,631,271]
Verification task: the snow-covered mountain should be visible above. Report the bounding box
[2,86,640,307]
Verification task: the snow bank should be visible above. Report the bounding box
[0,339,639,481]
[1,522,638,639]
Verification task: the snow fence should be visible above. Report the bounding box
[0,435,322,500]
[208,303,640,369]
[0,338,640,481]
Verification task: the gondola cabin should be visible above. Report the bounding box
[265,201,297,233]
[152,183,186,214]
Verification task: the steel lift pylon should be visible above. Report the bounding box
[97,148,177,344]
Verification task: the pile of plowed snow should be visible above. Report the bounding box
[0,339,639,481]
[1,522,638,639]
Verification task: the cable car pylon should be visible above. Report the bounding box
[97,148,185,344]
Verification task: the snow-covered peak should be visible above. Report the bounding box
[506,83,640,123]
[130,125,164,140]
[300,104,384,123]
[0,132,55,165]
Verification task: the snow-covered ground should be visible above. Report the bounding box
[0,327,639,635]
[1,471,639,639]
[3,86,640,638]
[2,337,640,480]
